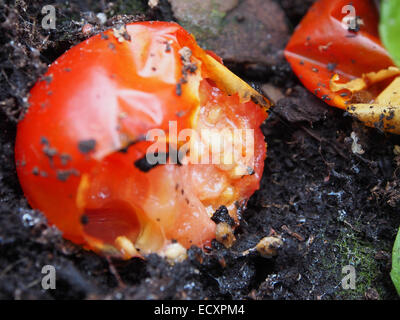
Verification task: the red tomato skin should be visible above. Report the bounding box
[16,22,200,245]
[15,21,268,256]
[284,0,394,109]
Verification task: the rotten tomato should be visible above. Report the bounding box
[284,0,400,134]
[15,22,270,260]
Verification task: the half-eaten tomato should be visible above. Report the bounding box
[15,22,270,260]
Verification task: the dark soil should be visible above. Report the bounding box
[0,0,399,300]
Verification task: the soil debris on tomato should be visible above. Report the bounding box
[77,139,97,154]
[0,0,399,300]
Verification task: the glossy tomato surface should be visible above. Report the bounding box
[285,0,394,109]
[15,21,269,259]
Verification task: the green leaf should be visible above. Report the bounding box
[380,0,400,67]
[391,227,400,296]
[380,1,400,296]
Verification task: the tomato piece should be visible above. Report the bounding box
[15,22,269,259]
[284,0,395,109]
